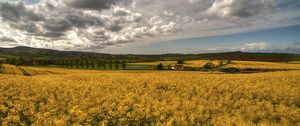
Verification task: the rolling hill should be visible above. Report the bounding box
[0,46,112,58]
[0,46,299,61]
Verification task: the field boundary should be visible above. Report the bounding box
[17,66,31,76]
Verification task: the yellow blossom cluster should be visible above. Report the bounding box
[0,69,299,125]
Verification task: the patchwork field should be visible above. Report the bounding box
[0,65,299,125]
[225,61,300,70]
[128,60,300,70]
[0,64,64,76]
[128,60,214,67]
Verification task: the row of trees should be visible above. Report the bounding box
[53,59,127,70]
[0,60,3,73]
[5,58,53,66]
[2,58,127,70]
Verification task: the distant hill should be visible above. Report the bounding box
[0,46,299,61]
[200,51,300,61]
[0,46,113,58]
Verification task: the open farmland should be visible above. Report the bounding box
[0,66,299,125]
[128,60,300,70]
[0,64,64,76]
[128,60,219,67]
[0,0,300,125]
[128,60,221,69]
[225,61,300,70]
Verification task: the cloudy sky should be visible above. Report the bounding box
[0,0,299,54]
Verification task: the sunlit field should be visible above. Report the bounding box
[128,60,222,67]
[0,65,299,125]
[129,60,300,70]
[0,64,65,76]
[1,0,300,125]
[225,61,300,70]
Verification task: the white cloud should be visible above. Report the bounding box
[0,0,299,52]
[241,42,269,51]
[0,1,180,50]
[207,0,273,18]
[189,0,203,4]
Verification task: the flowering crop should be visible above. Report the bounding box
[0,67,299,125]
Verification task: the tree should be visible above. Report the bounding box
[85,60,90,69]
[28,58,35,65]
[80,60,84,69]
[61,60,64,67]
[108,60,113,69]
[57,60,62,66]
[97,60,101,69]
[75,60,79,69]
[69,60,74,68]
[40,59,47,66]
[19,57,26,66]
[6,58,10,65]
[177,59,184,64]
[157,63,164,70]
[115,60,119,69]
[121,60,126,70]
[65,60,69,68]
[203,62,215,70]
[61,60,65,67]
[53,59,58,66]
[220,68,240,73]
[0,61,3,73]
[91,60,95,69]
[103,60,107,69]
[10,58,17,65]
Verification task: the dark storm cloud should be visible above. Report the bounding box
[108,25,123,32]
[42,32,65,38]
[207,0,274,18]
[64,0,131,10]
[0,1,105,39]
[43,19,71,32]
[65,13,103,28]
[9,22,40,33]
[40,10,105,37]
[1,0,299,52]
[0,2,44,22]
[0,37,16,42]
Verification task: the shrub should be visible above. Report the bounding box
[157,63,164,70]
[220,68,240,73]
[177,59,184,64]
[203,62,215,69]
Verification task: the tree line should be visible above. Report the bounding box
[2,57,127,70]
[0,60,3,73]
[53,59,126,70]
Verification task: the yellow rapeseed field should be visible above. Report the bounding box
[128,60,221,67]
[0,64,64,76]
[225,61,300,70]
[0,66,299,125]
[129,60,300,71]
